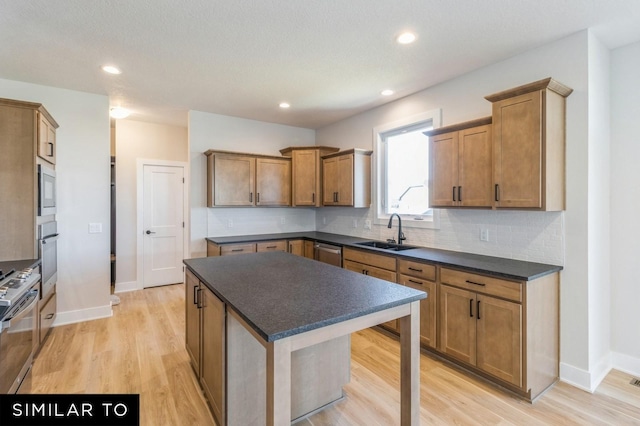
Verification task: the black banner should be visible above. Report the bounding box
[0,394,139,426]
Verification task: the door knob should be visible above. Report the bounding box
[146,230,156,235]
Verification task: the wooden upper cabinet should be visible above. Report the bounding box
[256,157,291,206]
[205,150,291,207]
[322,149,372,208]
[486,78,572,211]
[38,113,58,165]
[426,117,492,208]
[280,146,339,207]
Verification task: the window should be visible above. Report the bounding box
[374,110,441,229]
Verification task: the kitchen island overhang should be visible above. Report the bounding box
[184,252,426,425]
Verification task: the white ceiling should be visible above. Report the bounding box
[1,0,639,129]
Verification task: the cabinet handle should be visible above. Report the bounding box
[45,313,55,320]
[257,192,260,203]
[196,288,203,309]
[47,142,54,157]
[362,269,368,275]
[452,186,456,202]
[458,186,462,202]
[408,267,423,272]
[334,192,339,202]
[231,248,244,252]
[408,279,423,285]
[469,299,474,317]
[477,300,481,320]
[465,280,486,287]
[266,245,277,249]
[250,192,253,203]
[495,184,500,202]
[193,285,198,305]
[312,192,315,203]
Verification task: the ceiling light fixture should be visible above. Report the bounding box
[102,65,122,75]
[381,89,394,96]
[279,102,290,109]
[396,32,417,45]
[110,107,130,119]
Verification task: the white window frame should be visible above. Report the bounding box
[373,109,442,229]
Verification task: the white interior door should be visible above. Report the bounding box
[143,164,185,288]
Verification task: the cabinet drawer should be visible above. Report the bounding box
[343,248,396,271]
[398,273,434,289]
[440,268,522,302]
[398,259,436,281]
[40,291,57,343]
[257,240,287,252]
[344,260,397,282]
[220,243,256,256]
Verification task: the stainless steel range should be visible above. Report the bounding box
[0,267,40,394]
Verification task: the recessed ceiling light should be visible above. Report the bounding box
[110,107,130,119]
[381,89,394,96]
[279,102,290,109]
[102,65,122,75]
[396,32,417,45]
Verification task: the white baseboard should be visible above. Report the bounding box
[560,354,613,392]
[114,280,139,293]
[612,352,640,377]
[52,304,113,327]
[591,353,613,390]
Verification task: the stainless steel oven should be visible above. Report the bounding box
[0,270,40,394]
[39,221,58,300]
[38,164,56,216]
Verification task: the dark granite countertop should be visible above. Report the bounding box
[206,232,562,281]
[0,258,41,277]
[184,252,426,342]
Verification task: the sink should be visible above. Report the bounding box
[355,241,418,251]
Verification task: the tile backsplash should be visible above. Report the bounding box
[316,207,564,265]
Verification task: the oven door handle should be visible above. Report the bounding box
[41,234,60,244]
[1,290,39,331]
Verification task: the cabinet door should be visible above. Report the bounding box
[292,150,319,206]
[399,274,437,349]
[200,285,226,426]
[492,91,542,208]
[288,239,304,256]
[344,259,397,330]
[304,240,315,259]
[185,270,201,374]
[476,294,522,387]
[322,156,338,205]
[256,157,291,206]
[438,284,476,365]
[257,240,287,252]
[458,125,493,207]
[38,114,56,165]
[429,131,458,207]
[336,154,354,206]
[212,154,255,206]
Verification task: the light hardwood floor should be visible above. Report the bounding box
[32,284,640,425]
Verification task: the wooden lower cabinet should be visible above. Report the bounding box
[200,285,226,425]
[257,240,287,252]
[398,273,437,349]
[343,248,398,331]
[185,270,202,374]
[304,240,315,259]
[287,239,304,256]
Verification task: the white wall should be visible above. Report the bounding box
[189,111,316,258]
[0,78,112,324]
[114,120,188,289]
[586,32,612,388]
[610,40,640,376]
[316,31,605,388]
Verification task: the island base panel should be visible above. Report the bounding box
[226,313,350,425]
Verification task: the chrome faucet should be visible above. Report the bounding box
[387,213,406,245]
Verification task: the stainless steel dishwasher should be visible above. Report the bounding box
[314,243,342,267]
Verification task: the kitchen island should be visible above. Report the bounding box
[184,252,426,426]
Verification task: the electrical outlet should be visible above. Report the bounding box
[280,217,286,225]
[227,219,233,228]
[322,217,326,225]
[480,228,489,242]
[89,223,102,233]
[353,219,358,228]
[364,220,372,230]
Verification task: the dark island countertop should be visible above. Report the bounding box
[206,232,562,281]
[184,252,426,342]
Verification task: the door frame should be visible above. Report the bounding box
[136,159,189,291]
